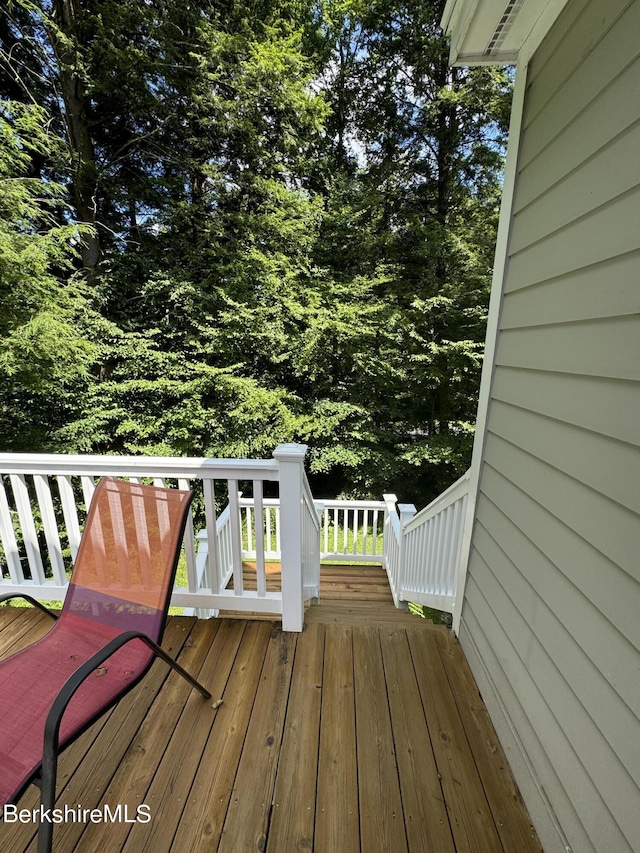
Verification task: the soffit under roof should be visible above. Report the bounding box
[441,0,569,65]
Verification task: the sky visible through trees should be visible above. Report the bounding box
[0,0,511,505]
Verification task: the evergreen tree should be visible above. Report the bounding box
[303,0,510,501]
[0,100,96,448]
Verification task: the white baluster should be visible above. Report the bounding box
[178,478,197,593]
[229,481,243,596]
[254,481,266,597]
[57,475,82,562]
[10,474,45,585]
[33,475,66,586]
[203,479,219,592]
[0,477,22,583]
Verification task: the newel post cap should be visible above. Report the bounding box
[398,503,417,525]
[273,443,308,462]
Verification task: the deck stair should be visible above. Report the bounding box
[220,561,436,628]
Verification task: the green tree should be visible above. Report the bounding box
[303,0,510,502]
[0,100,96,448]
[48,3,330,459]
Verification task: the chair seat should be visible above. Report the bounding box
[0,611,153,808]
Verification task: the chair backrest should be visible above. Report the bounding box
[62,478,193,641]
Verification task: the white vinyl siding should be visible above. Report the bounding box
[459,1,640,852]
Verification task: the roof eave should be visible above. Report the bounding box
[441,0,570,66]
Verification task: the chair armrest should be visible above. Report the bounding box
[44,632,154,755]
[0,592,58,619]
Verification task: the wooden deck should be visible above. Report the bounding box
[0,591,542,852]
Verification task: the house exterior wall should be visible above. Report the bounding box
[458,1,640,851]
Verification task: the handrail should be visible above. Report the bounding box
[302,475,322,533]
[382,494,401,605]
[403,470,470,532]
[0,452,279,480]
[301,472,322,603]
[0,451,473,630]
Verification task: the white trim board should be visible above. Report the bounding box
[453,60,529,635]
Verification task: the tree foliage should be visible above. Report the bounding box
[0,99,99,447]
[0,0,511,504]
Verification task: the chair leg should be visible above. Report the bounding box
[37,736,58,853]
[145,638,211,699]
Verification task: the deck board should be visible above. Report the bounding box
[408,628,504,853]
[217,627,295,853]
[128,618,245,853]
[315,624,360,852]
[87,618,224,853]
[170,620,272,853]
[435,630,541,852]
[267,622,324,853]
[353,624,408,852]
[0,604,542,853]
[380,627,456,851]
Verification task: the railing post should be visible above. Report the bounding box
[397,503,416,606]
[273,443,307,632]
[382,494,396,561]
[398,504,417,527]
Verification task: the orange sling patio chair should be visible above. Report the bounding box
[0,477,211,852]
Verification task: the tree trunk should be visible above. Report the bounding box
[47,0,101,276]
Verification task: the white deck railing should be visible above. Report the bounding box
[0,444,315,631]
[239,497,387,565]
[321,499,387,562]
[0,445,472,630]
[394,471,471,614]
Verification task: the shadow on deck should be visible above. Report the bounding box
[0,600,541,853]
